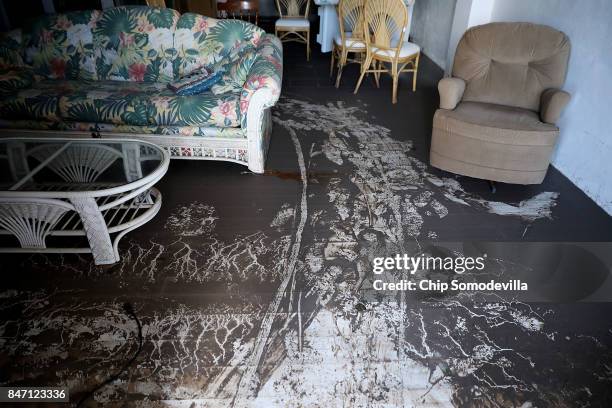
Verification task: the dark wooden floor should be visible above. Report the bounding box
[1,41,612,408]
[160,42,612,242]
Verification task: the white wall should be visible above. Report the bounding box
[445,0,494,73]
[411,0,457,68]
[489,0,612,214]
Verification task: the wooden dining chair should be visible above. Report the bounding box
[217,0,260,25]
[146,0,166,7]
[330,0,366,88]
[275,0,312,61]
[353,0,421,103]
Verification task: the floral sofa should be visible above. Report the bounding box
[0,6,282,173]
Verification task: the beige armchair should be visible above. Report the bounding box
[430,22,571,185]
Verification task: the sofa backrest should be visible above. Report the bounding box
[13,6,265,83]
[452,22,571,112]
[93,6,180,82]
[173,13,264,78]
[23,10,100,80]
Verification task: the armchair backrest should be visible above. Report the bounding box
[452,22,570,112]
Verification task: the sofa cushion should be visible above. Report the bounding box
[174,13,264,78]
[57,80,152,125]
[23,10,100,80]
[212,48,259,94]
[94,6,179,82]
[0,83,63,122]
[0,79,241,127]
[142,84,241,127]
[0,68,34,96]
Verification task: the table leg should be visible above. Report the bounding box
[317,4,339,53]
[70,197,117,265]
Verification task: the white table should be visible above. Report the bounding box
[0,138,169,265]
[314,0,416,54]
[314,0,340,53]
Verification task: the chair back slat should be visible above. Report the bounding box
[338,0,365,39]
[276,0,310,18]
[364,0,407,50]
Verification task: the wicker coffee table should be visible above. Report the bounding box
[0,138,169,265]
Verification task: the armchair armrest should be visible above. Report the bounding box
[540,88,571,125]
[438,77,466,110]
[240,34,283,173]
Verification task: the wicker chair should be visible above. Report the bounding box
[275,0,312,61]
[330,0,366,88]
[146,0,166,7]
[217,0,259,25]
[353,0,420,104]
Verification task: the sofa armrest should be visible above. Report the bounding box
[438,77,466,110]
[240,34,283,129]
[240,34,283,173]
[540,88,571,125]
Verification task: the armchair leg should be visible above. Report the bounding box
[488,180,497,194]
[330,46,336,77]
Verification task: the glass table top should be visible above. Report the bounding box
[0,138,167,194]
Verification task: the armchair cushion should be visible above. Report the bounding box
[438,77,465,110]
[540,88,571,124]
[431,101,559,184]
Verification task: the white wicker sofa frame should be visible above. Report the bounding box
[0,91,275,174]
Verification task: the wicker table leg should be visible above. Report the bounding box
[70,196,117,265]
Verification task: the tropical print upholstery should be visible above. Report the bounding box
[0,79,241,127]
[0,68,34,96]
[0,119,246,138]
[240,34,283,128]
[173,13,264,78]
[0,6,282,135]
[23,10,100,80]
[0,30,25,69]
[94,6,179,82]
